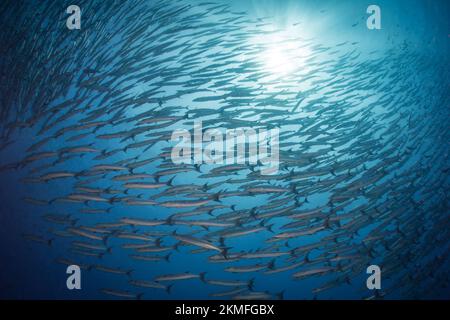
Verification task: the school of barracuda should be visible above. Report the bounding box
[0,0,449,299]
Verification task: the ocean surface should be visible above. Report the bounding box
[0,0,449,299]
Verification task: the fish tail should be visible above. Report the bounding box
[143,144,153,153]
[304,253,311,263]
[103,235,110,246]
[289,249,297,258]
[212,191,222,202]
[167,176,175,186]
[166,284,173,294]
[290,183,298,195]
[166,215,174,225]
[108,196,118,204]
[199,272,207,283]
[276,290,285,300]
[222,247,231,259]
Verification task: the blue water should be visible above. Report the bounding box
[0,0,449,299]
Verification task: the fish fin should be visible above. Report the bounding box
[248,278,255,291]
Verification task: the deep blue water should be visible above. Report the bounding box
[0,0,449,299]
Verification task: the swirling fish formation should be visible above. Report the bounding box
[0,0,449,299]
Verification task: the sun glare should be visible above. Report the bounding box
[255,31,312,79]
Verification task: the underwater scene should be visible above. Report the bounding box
[0,0,449,300]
